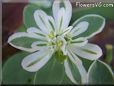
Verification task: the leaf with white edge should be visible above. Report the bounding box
[72,14,105,39]
[80,57,93,71]
[61,74,73,84]
[23,4,52,28]
[3,52,73,85]
[8,32,41,52]
[3,52,35,84]
[88,60,114,84]
[34,56,73,84]
[66,50,87,84]
[71,7,114,24]
[64,59,81,84]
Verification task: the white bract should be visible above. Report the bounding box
[8,0,105,84]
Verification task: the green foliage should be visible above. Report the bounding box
[71,6,114,24]
[67,59,81,84]
[72,14,105,39]
[34,56,72,84]
[4,2,114,85]
[88,60,114,84]
[10,37,38,48]
[23,4,52,29]
[3,52,73,85]
[3,52,35,84]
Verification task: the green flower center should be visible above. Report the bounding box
[47,31,69,63]
[55,50,67,63]
[48,31,55,39]
[56,39,63,49]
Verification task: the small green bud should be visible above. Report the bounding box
[55,51,67,63]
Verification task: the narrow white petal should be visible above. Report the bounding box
[71,21,89,37]
[48,16,56,31]
[27,27,45,35]
[52,0,60,22]
[27,27,47,41]
[62,26,73,36]
[67,49,87,84]
[21,47,54,72]
[34,10,53,34]
[62,0,72,29]
[64,60,77,84]
[57,8,65,32]
[60,37,68,55]
[8,32,40,41]
[53,0,72,31]
[71,43,102,60]
[31,41,47,50]
[71,37,88,47]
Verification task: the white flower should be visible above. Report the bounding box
[8,0,105,84]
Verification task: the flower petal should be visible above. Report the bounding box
[64,60,78,84]
[48,16,56,31]
[21,47,54,72]
[70,37,88,47]
[62,26,73,36]
[27,27,47,41]
[27,27,45,36]
[52,0,72,31]
[31,41,47,50]
[60,36,68,55]
[70,43,102,60]
[34,10,54,34]
[8,32,45,52]
[56,8,65,32]
[63,0,72,28]
[67,49,87,84]
[71,21,89,37]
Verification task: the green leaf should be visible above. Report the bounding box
[3,52,73,84]
[88,60,114,84]
[34,56,73,84]
[10,36,38,49]
[61,74,73,84]
[71,6,114,24]
[3,52,35,84]
[23,4,52,29]
[67,59,81,84]
[80,57,93,71]
[72,14,105,39]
